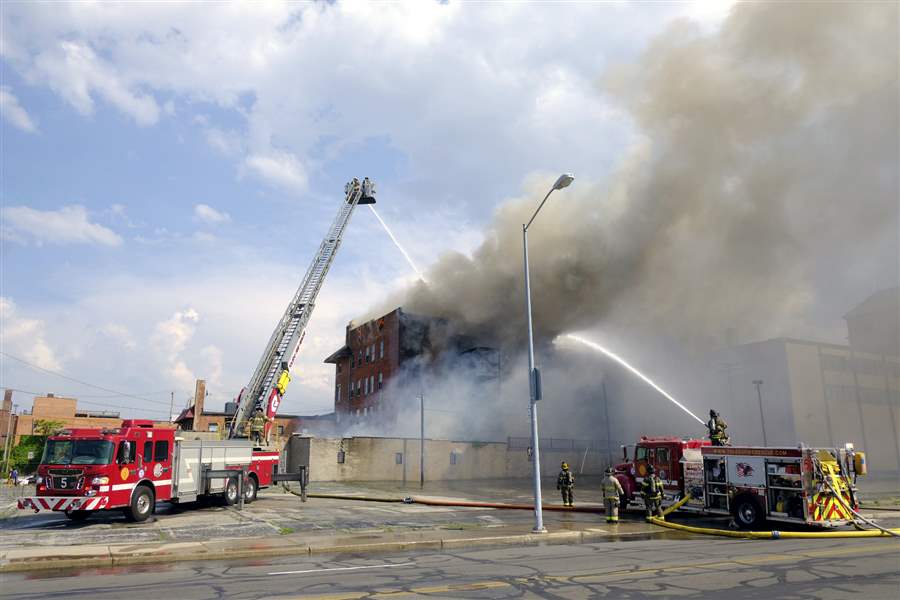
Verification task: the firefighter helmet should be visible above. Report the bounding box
[647,465,656,474]
[605,467,614,475]
[561,462,569,470]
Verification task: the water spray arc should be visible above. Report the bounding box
[562,334,705,426]
[368,205,426,283]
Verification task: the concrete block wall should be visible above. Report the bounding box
[305,436,609,482]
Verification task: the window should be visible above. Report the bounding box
[115,440,135,465]
[380,340,384,359]
[450,452,459,465]
[364,407,368,416]
[635,446,648,461]
[395,452,403,465]
[154,440,169,462]
[355,409,360,416]
[143,441,153,462]
[350,356,355,368]
[336,384,341,402]
[42,440,114,465]
[656,448,670,463]
[364,378,369,395]
[208,423,219,432]
[378,373,383,390]
[278,425,285,435]
[370,375,375,393]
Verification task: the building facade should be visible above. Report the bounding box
[711,289,900,474]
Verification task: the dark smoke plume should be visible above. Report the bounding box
[385,2,898,354]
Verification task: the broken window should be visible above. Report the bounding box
[380,340,384,359]
[378,373,383,390]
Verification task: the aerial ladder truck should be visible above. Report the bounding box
[228,177,376,445]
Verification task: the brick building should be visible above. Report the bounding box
[325,307,498,427]
[5,392,174,445]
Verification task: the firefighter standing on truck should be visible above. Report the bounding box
[249,408,267,446]
[707,409,729,446]
[600,467,624,523]
[557,462,575,507]
[641,465,664,518]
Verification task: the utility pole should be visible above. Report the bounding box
[753,380,768,446]
[419,394,425,488]
[3,403,18,475]
[169,391,175,423]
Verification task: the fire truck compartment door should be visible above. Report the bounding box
[727,455,766,487]
[174,443,202,496]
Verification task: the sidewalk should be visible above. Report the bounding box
[0,479,673,572]
[2,478,898,573]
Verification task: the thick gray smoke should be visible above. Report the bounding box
[354,3,898,445]
[386,2,898,353]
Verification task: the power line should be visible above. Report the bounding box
[0,352,174,407]
[5,388,170,416]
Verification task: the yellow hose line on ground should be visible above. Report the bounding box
[648,517,900,539]
[662,494,693,516]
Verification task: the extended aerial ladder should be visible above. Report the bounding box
[228,178,376,443]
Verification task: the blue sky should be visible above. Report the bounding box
[0,1,735,418]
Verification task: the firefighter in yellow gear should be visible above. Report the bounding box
[557,462,575,507]
[249,409,267,446]
[707,409,729,446]
[641,465,664,518]
[600,467,625,523]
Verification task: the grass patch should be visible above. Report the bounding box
[278,527,295,535]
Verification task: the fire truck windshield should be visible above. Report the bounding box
[41,440,115,465]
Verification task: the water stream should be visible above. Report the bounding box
[562,333,705,425]
[368,205,427,283]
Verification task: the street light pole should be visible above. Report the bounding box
[523,173,574,534]
[753,379,768,446]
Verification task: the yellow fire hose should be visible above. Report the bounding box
[650,494,900,539]
[295,488,900,539]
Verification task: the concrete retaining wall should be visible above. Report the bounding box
[306,436,609,482]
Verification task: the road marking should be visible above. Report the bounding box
[268,562,416,576]
[283,580,510,599]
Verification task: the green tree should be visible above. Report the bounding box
[7,435,45,475]
[33,419,66,436]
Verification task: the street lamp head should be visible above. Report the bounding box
[553,173,575,190]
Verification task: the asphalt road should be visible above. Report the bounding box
[3,535,898,599]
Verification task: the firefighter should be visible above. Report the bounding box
[557,461,575,507]
[707,409,729,446]
[600,467,624,523]
[249,409,267,446]
[641,465,664,519]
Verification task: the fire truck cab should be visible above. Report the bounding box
[614,436,710,506]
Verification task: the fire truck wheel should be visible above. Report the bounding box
[126,485,155,522]
[244,476,258,503]
[223,477,239,506]
[733,495,765,529]
[65,509,91,522]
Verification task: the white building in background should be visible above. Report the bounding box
[712,288,900,475]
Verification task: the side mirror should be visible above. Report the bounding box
[621,445,628,462]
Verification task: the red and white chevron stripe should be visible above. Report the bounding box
[17,496,109,513]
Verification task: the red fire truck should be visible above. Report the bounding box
[17,420,279,522]
[616,436,865,528]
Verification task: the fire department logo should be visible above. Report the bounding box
[138,468,145,478]
[153,463,163,478]
[120,467,129,481]
[736,462,755,477]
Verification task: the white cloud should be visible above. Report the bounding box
[193,203,231,225]
[0,297,60,370]
[150,308,201,391]
[243,151,308,193]
[0,86,38,132]
[2,204,123,246]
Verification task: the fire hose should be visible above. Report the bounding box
[294,490,899,538]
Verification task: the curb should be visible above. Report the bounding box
[0,528,676,573]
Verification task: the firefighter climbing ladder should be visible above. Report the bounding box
[229,178,376,439]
